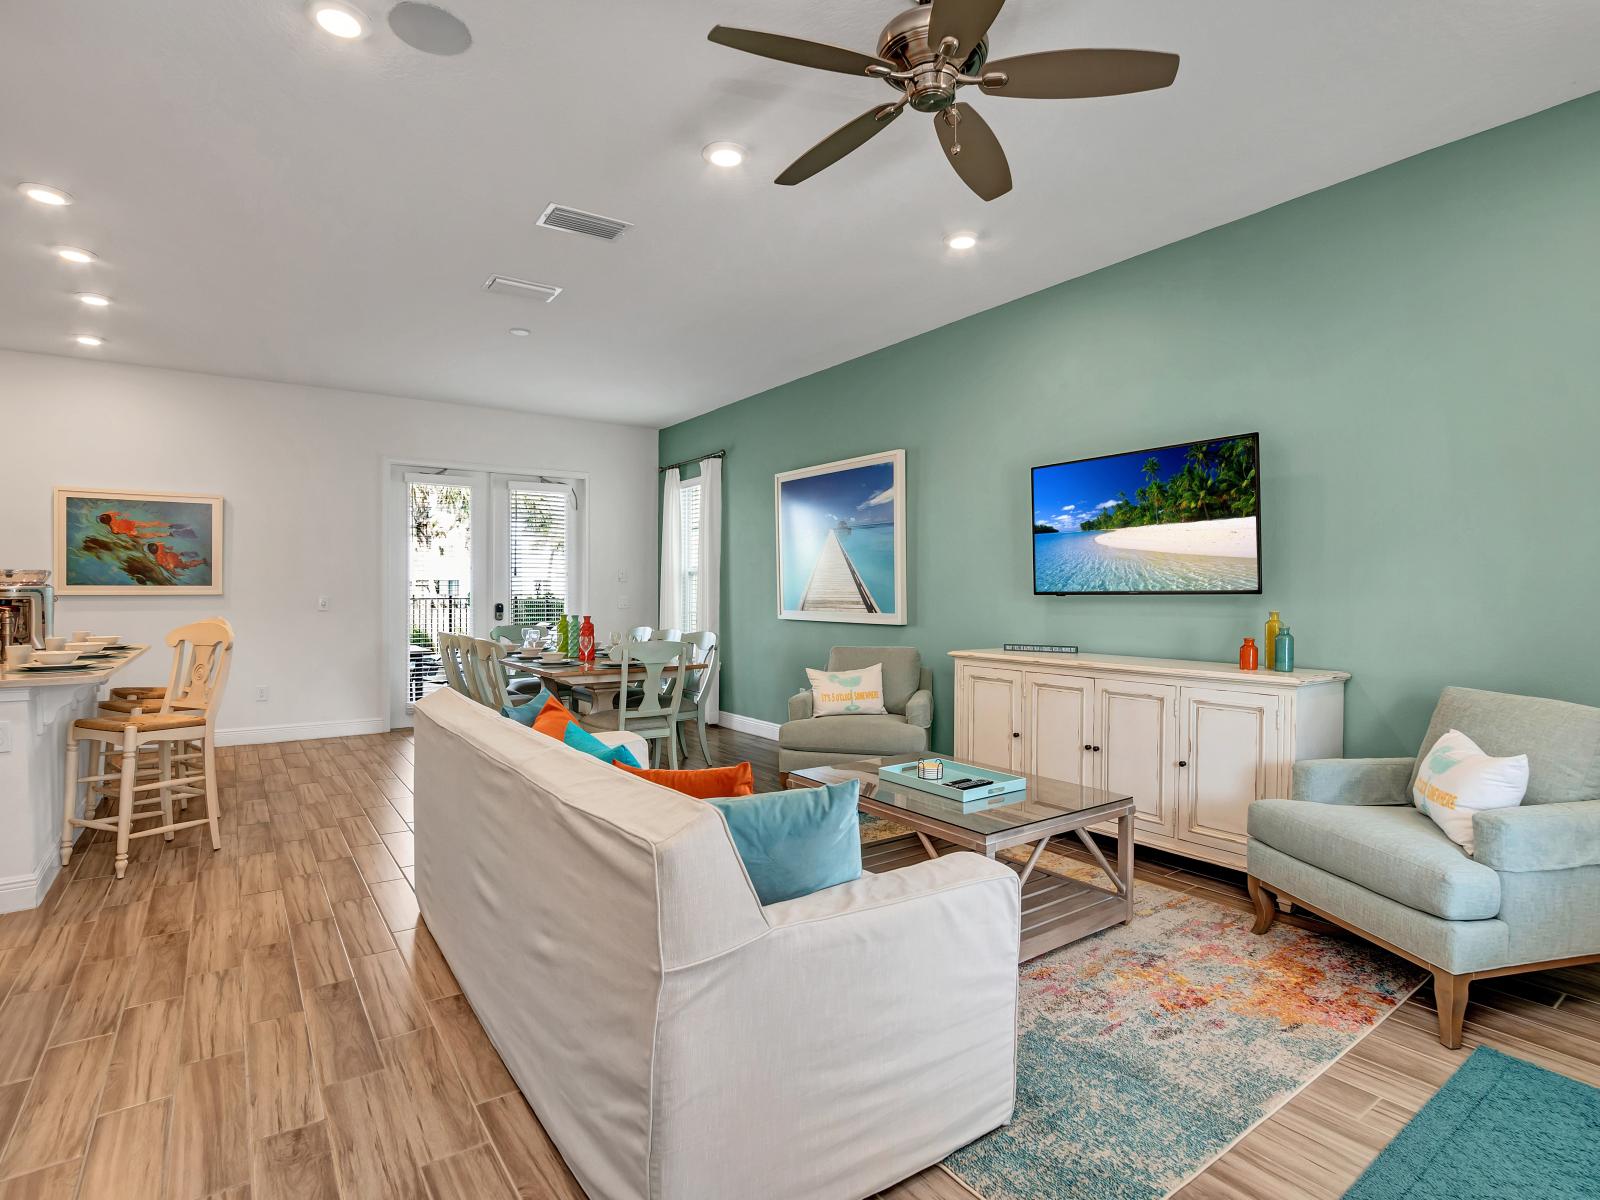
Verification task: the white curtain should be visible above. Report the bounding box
[700,456,722,724]
[659,466,684,632]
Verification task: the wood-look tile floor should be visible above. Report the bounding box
[1,722,1595,1200]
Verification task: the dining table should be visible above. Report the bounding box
[501,652,707,727]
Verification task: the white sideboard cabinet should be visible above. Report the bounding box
[951,650,1349,870]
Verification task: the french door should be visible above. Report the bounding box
[388,465,583,727]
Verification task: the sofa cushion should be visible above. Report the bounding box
[615,760,755,798]
[826,647,921,715]
[1250,799,1501,920]
[710,780,863,905]
[778,713,926,755]
[1413,687,1600,806]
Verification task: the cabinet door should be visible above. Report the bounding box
[1180,687,1282,856]
[1095,677,1179,836]
[955,663,1023,771]
[1023,671,1095,785]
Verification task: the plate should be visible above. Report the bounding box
[16,662,89,672]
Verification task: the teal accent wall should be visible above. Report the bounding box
[659,93,1600,758]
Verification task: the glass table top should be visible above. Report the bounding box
[795,754,1134,838]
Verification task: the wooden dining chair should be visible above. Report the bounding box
[436,633,473,698]
[650,628,684,642]
[616,639,688,768]
[62,618,233,879]
[627,626,653,642]
[468,637,525,711]
[672,632,720,766]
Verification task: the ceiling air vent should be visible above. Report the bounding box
[536,203,632,242]
[483,275,562,303]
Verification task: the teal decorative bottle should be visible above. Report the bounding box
[566,615,581,659]
[1273,625,1295,673]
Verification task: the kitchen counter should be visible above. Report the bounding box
[0,645,150,912]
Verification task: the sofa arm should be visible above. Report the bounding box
[904,687,933,730]
[788,690,813,722]
[1474,801,1600,872]
[1291,757,1414,806]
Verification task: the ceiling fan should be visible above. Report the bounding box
[707,0,1179,202]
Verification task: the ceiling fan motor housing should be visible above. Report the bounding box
[878,5,988,111]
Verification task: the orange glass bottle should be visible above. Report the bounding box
[1239,637,1259,671]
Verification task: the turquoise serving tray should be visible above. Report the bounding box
[877,759,1028,805]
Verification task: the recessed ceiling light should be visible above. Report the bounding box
[509,327,530,337]
[76,292,111,307]
[56,246,97,264]
[945,233,978,251]
[309,1,368,39]
[19,183,72,207]
[703,142,746,168]
[75,335,105,347]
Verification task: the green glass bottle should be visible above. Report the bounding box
[555,614,570,658]
[1273,625,1295,673]
[1264,610,1282,671]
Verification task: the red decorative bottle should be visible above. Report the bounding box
[1239,636,1259,671]
[579,615,596,664]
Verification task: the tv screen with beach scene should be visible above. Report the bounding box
[1032,434,1261,595]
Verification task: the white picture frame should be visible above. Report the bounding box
[774,449,906,625]
[54,487,224,596]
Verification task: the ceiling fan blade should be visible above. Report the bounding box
[707,25,891,77]
[981,49,1179,99]
[776,104,904,186]
[927,0,1007,58]
[934,102,1012,202]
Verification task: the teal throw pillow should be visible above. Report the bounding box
[711,779,862,905]
[559,720,643,769]
[501,687,553,726]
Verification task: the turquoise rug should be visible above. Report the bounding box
[1345,1047,1600,1199]
[935,845,1422,1200]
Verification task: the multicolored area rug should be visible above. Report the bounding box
[856,819,1424,1200]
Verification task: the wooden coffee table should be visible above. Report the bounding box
[786,755,1137,962]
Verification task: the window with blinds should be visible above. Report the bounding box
[680,481,703,631]
[509,484,570,624]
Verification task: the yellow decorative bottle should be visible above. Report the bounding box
[1264,611,1282,671]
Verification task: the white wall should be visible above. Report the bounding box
[0,349,659,741]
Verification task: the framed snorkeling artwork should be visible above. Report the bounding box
[54,488,224,595]
[775,450,906,625]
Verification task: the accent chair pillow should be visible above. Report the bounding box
[710,779,863,905]
[1413,728,1529,855]
[528,696,643,769]
[806,663,887,716]
[615,760,756,798]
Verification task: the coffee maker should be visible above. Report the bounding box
[0,569,55,651]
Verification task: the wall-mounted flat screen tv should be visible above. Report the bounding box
[1032,433,1261,595]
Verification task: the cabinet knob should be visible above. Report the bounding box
[1178,760,1188,768]
[1011,731,1020,738]
[1092,745,1101,753]
[1083,743,1092,752]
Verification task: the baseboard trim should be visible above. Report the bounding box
[716,711,781,742]
[0,844,61,915]
[216,717,390,747]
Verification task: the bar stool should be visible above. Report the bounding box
[61,618,234,878]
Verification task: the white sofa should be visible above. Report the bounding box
[413,688,1021,1200]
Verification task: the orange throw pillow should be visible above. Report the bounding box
[529,695,575,740]
[616,760,756,799]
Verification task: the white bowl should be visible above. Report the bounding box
[65,641,100,654]
[33,650,80,666]
[85,635,119,647]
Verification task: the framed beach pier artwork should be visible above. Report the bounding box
[775,450,906,624]
[54,488,224,595]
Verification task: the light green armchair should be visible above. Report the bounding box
[1248,686,1600,1048]
[779,646,933,776]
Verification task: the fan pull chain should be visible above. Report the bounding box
[945,107,962,156]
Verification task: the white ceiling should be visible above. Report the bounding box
[3,1,1598,426]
